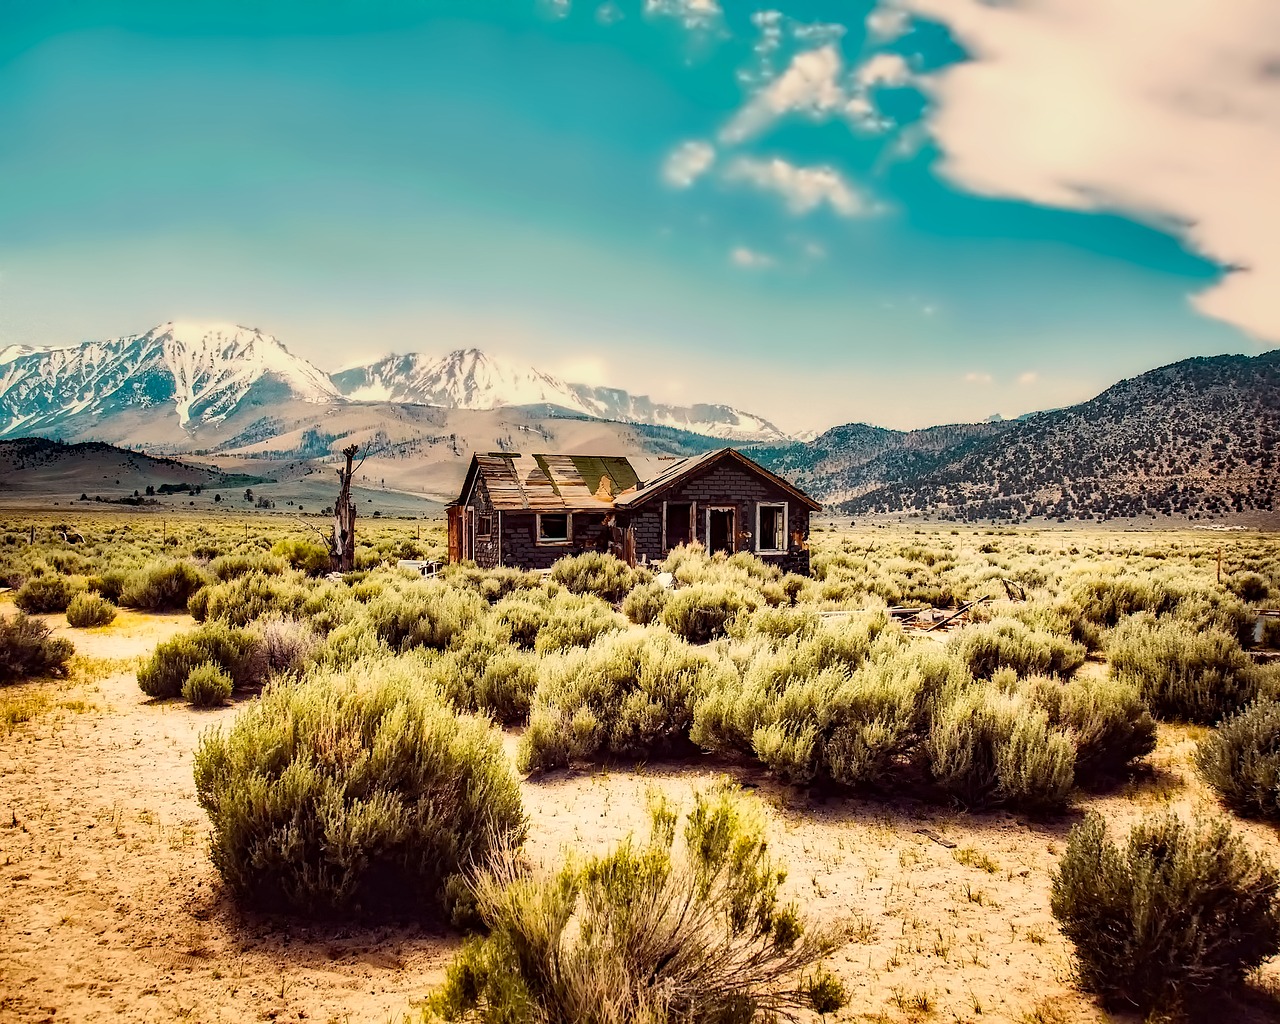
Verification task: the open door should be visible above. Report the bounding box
[707,507,735,555]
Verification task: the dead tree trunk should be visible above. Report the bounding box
[332,444,359,572]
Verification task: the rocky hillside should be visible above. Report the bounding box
[844,350,1280,522]
[751,420,1014,505]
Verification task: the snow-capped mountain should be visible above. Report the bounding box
[333,348,789,441]
[0,322,337,438]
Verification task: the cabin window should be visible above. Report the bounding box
[476,515,492,539]
[707,507,735,555]
[663,502,694,550]
[537,513,571,545]
[757,504,787,553]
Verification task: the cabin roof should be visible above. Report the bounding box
[455,452,683,511]
[455,448,821,513]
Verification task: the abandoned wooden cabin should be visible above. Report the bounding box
[446,447,821,574]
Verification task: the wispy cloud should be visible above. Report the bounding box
[963,371,993,385]
[904,0,1280,343]
[662,140,715,188]
[723,156,867,217]
[721,45,844,143]
[1018,371,1039,385]
[644,0,722,30]
[730,246,776,269]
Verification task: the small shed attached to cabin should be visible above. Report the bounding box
[447,448,820,574]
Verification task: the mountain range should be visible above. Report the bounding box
[0,322,785,444]
[753,349,1280,523]
[1,320,1277,523]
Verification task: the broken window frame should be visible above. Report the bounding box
[476,514,493,539]
[705,505,736,555]
[536,512,572,545]
[756,502,788,554]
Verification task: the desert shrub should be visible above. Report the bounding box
[729,605,820,644]
[533,593,623,654]
[1051,811,1280,1012]
[183,664,233,707]
[89,568,131,603]
[209,552,286,581]
[248,616,319,678]
[491,593,550,649]
[1071,575,1172,628]
[118,560,208,611]
[924,685,1075,812]
[271,537,333,576]
[192,667,525,917]
[367,582,487,653]
[415,628,541,725]
[660,584,753,644]
[621,580,668,625]
[0,613,74,683]
[1196,700,1280,819]
[549,551,639,604]
[424,785,843,1024]
[196,571,311,626]
[1261,617,1280,650]
[65,591,117,628]
[137,622,262,699]
[15,573,83,613]
[696,640,958,788]
[1229,571,1272,603]
[1021,674,1156,785]
[948,618,1086,680]
[1108,617,1261,723]
[520,631,725,771]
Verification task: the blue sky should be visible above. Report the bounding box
[1,0,1274,432]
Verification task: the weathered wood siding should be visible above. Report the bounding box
[623,459,811,574]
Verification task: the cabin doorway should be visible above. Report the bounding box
[707,507,735,555]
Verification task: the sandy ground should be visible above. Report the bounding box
[2,615,1279,1024]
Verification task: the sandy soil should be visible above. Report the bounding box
[2,614,1279,1024]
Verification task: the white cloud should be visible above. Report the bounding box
[730,246,776,269]
[1018,371,1040,386]
[543,0,571,18]
[903,0,1280,343]
[662,140,716,188]
[964,371,993,385]
[723,45,914,141]
[724,156,868,217]
[856,52,911,88]
[721,45,845,143]
[596,2,622,25]
[645,0,721,29]
[867,5,910,42]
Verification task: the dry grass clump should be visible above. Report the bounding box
[622,580,668,625]
[136,622,262,699]
[0,613,74,683]
[190,570,313,626]
[1108,616,1262,723]
[422,785,845,1024]
[1051,811,1280,1013]
[64,590,118,627]
[14,573,84,613]
[193,666,525,918]
[948,618,1086,680]
[520,630,728,771]
[1196,699,1280,819]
